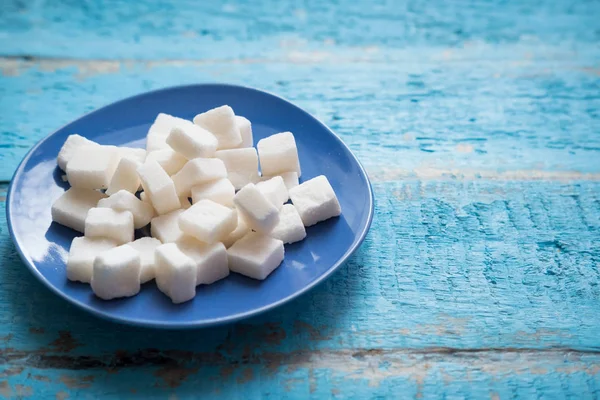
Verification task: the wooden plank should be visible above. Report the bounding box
[1,179,599,395]
[1,0,599,59]
[0,348,598,398]
[1,58,599,181]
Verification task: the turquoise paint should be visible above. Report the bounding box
[1,60,599,181]
[1,0,600,397]
[1,0,600,59]
[1,181,600,396]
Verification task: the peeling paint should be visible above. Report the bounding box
[59,375,94,389]
[14,384,32,397]
[31,375,51,382]
[371,167,600,182]
[0,381,10,399]
[153,367,199,388]
[55,391,69,400]
[455,144,474,153]
[48,332,80,353]
[0,367,24,377]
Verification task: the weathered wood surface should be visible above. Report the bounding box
[1,0,599,398]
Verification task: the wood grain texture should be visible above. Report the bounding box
[1,0,599,59]
[1,181,600,397]
[1,59,599,182]
[1,0,599,397]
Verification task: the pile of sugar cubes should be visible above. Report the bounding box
[51,105,341,303]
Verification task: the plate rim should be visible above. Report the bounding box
[6,83,375,329]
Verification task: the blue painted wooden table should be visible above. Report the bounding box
[1,0,599,398]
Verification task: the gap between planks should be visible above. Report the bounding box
[1,52,597,78]
[1,346,599,371]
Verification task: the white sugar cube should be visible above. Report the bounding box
[85,207,134,245]
[262,171,299,191]
[215,148,260,190]
[155,243,197,304]
[176,237,229,285]
[146,113,190,153]
[193,105,241,149]
[171,158,227,197]
[166,123,218,160]
[66,146,120,189]
[57,134,98,171]
[227,232,284,280]
[128,237,162,284]
[289,175,341,226]
[191,178,235,207]
[233,183,279,234]
[52,188,107,233]
[151,209,186,243]
[270,204,307,244]
[179,199,237,243]
[145,148,187,175]
[256,176,289,209]
[117,147,147,164]
[66,237,117,283]
[97,190,154,229]
[222,212,250,248]
[235,116,253,148]
[137,160,181,215]
[106,157,141,196]
[257,131,301,177]
[91,244,141,300]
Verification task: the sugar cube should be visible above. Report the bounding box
[91,244,141,300]
[256,176,289,209]
[262,171,299,191]
[85,207,134,245]
[155,243,197,304]
[215,148,260,190]
[106,157,141,196]
[117,147,147,164]
[270,204,307,244]
[66,236,117,283]
[235,116,253,148]
[191,178,235,207]
[151,209,186,243]
[171,158,227,197]
[66,146,120,189]
[227,232,284,280]
[233,183,279,234]
[146,113,189,153]
[145,148,187,175]
[166,123,218,160]
[57,134,98,171]
[193,105,242,149]
[257,132,301,177]
[179,199,237,243]
[128,237,162,284]
[97,190,154,229]
[52,188,107,233]
[176,238,229,285]
[137,160,181,215]
[289,175,341,226]
[222,212,250,248]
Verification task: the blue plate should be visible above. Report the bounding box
[6,84,374,329]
